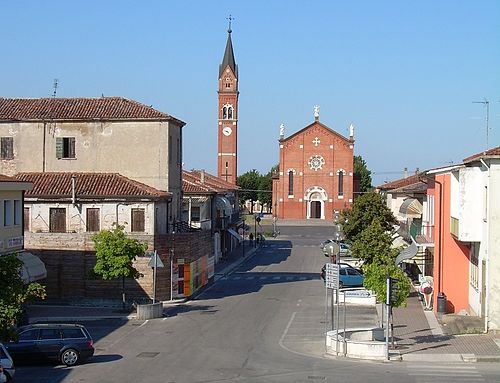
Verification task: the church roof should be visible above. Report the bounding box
[281,121,352,144]
[0,97,185,125]
[219,29,238,78]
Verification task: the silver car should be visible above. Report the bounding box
[0,343,15,382]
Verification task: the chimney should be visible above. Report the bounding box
[415,167,420,174]
[200,169,205,184]
[403,167,408,179]
[71,175,76,205]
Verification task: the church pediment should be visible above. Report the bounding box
[281,121,353,150]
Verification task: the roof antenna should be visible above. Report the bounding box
[52,79,59,98]
[473,98,489,149]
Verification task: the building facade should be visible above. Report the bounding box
[272,112,355,220]
[0,97,185,228]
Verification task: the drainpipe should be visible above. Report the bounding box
[480,158,490,333]
[71,175,76,205]
[433,177,444,308]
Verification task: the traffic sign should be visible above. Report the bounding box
[325,263,339,289]
[148,251,164,268]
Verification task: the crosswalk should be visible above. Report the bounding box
[406,364,485,382]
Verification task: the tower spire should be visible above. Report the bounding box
[219,16,237,78]
[227,14,233,33]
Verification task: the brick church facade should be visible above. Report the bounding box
[272,111,355,220]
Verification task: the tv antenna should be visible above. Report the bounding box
[473,98,489,149]
[52,79,59,98]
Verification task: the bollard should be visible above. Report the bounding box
[437,292,447,313]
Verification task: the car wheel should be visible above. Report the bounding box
[339,281,344,289]
[61,348,79,366]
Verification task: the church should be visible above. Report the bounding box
[272,109,355,220]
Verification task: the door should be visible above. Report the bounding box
[49,208,66,233]
[311,201,321,218]
[38,328,63,359]
[7,328,40,360]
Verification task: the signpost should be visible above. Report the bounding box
[148,251,164,303]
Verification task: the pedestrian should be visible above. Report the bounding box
[249,232,254,245]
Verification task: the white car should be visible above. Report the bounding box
[0,343,15,382]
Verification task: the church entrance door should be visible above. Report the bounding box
[310,201,322,219]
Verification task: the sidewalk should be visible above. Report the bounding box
[26,240,258,324]
[391,291,500,362]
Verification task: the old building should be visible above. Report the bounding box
[272,109,355,220]
[0,97,185,228]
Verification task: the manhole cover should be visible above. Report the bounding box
[137,352,160,358]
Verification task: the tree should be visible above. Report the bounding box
[92,224,147,310]
[257,165,278,212]
[351,219,394,265]
[0,254,46,341]
[354,155,372,193]
[340,192,396,244]
[237,169,261,212]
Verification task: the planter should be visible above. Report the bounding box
[136,302,163,320]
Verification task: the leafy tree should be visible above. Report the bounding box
[257,165,278,212]
[340,192,396,244]
[237,169,261,212]
[0,254,46,341]
[354,155,372,193]
[92,224,147,310]
[351,219,394,265]
[363,253,412,308]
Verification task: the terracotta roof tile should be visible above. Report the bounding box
[463,146,500,163]
[15,172,170,199]
[377,173,424,191]
[182,170,239,195]
[0,97,184,125]
[0,174,25,182]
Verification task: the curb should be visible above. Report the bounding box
[400,353,500,363]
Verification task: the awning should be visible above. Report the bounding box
[399,198,423,218]
[18,252,47,284]
[183,196,209,204]
[227,228,243,242]
[395,238,418,265]
[215,196,233,215]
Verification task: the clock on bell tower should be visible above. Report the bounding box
[217,17,239,185]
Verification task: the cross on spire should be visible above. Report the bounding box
[227,14,234,33]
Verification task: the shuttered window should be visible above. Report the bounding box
[1,137,13,159]
[49,208,66,233]
[24,207,30,231]
[56,137,76,159]
[131,208,145,232]
[86,208,100,232]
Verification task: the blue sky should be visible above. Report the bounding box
[1,1,499,186]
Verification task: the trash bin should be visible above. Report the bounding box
[437,292,447,313]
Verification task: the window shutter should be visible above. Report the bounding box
[56,138,63,159]
[86,208,100,232]
[69,137,76,158]
[1,137,13,159]
[50,208,66,233]
[24,207,30,231]
[131,209,145,232]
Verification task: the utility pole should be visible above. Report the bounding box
[473,99,490,149]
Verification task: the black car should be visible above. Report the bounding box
[5,324,94,366]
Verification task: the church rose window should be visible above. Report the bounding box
[308,155,325,171]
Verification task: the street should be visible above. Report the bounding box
[14,226,500,382]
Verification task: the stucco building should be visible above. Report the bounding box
[272,110,355,220]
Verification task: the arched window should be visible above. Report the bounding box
[338,171,345,196]
[288,170,294,196]
[222,105,234,120]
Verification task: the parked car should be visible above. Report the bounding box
[0,343,15,382]
[5,324,94,366]
[321,240,351,257]
[321,264,364,288]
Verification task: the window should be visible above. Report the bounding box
[19,329,39,341]
[24,207,30,231]
[14,200,21,225]
[178,264,184,279]
[288,171,294,196]
[131,208,145,232]
[49,208,66,233]
[62,328,85,339]
[86,208,100,232]
[470,245,479,290]
[4,200,12,226]
[191,206,200,222]
[222,105,234,120]
[56,137,76,159]
[1,137,13,159]
[39,329,61,340]
[338,171,344,196]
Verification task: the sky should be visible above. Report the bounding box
[1,1,499,186]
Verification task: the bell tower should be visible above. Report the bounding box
[217,16,239,185]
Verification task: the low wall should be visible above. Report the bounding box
[326,327,387,360]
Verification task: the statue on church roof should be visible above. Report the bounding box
[313,105,320,121]
[279,123,285,138]
[349,123,355,139]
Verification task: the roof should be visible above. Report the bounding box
[0,97,185,125]
[377,173,424,191]
[463,146,500,164]
[15,172,170,200]
[281,120,351,144]
[0,174,25,182]
[183,170,239,195]
[219,30,238,78]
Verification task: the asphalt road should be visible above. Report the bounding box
[13,226,500,382]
